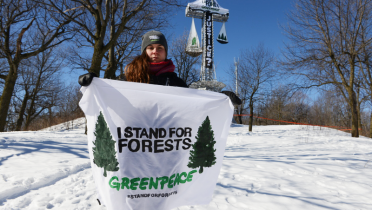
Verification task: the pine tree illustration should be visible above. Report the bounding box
[93,112,119,177]
[218,33,226,41]
[187,116,217,174]
[192,37,196,46]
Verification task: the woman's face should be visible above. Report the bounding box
[146,44,166,63]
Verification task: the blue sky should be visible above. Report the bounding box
[71,0,294,87]
[167,0,294,87]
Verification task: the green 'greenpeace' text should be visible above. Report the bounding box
[109,170,197,191]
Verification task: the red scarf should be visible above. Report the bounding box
[148,59,175,76]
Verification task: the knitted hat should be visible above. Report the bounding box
[141,31,168,56]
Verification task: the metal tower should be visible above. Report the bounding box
[185,0,229,92]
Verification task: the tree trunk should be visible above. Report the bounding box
[249,100,253,132]
[24,91,37,130]
[278,103,282,125]
[357,101,362,135]
[48,107,53,127]
[238,105,243,124]
[356,85,362,135]
[15,91,29,131]
[369,112,372,138]
[104,65,117,79]
[199,166,203,174]
[24,112,32,131]
[234,107,239,124]
[89,44,105,76]
[350,91,359,137]
[0,65,18,132]
[104,16,117,79]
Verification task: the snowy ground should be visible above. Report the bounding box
[1,119,372,210]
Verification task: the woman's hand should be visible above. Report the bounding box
[78,72,97,86]
[221,91,242,105]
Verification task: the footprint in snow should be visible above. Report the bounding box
[255,164,263,169]
[37,196,54,207]
[280,187,301,195]
[345,168,360,173]
[0,174,8,182]
[14,197,32,208]
[213,202,229,210]
[53,196,65,204]
[233,174,250,181]
[250,183,261,191]
[46,203,54,209]
[226,196,237,204]
[283,170,294,176]
[75,191,86,197]
[337,190,348,198]
[315,181,338,191]
[22,177,35,187]
[315,167,323,172]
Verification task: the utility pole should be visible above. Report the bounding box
[234,57,239,95]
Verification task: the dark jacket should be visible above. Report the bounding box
[79,72,241,105]
[149,72,188,88]
[79,72,188,88]
[117,72,188,88]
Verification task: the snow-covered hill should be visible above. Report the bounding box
[1,122,372,209]
[38,117,86,132]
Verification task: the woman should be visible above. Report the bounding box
[79,31,186,87]
[79,31,241,105]
[123,30,187,87]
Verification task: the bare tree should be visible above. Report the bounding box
[266,86,292,124]
[286,91,310,123]
[67,28,143,79]
[235,89,248,124]
[103,28,143,79]
[0,0,76,132]
[357,19,372,137]
[23,83,83,131]
[14,48,65,131]
[169,31,201,86]
[45,0,184,78]
[57,84,84,128]
[237,43,276,132]
[281,0,372,137]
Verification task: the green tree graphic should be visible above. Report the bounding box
[93,111,119,177]
[187,116,217,173]
[218,33,226,41]
[192,37,196,45]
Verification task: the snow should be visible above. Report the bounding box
[1,119,372,210]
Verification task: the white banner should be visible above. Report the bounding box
[79,78,234,210]
[217,21,228,44]
[205,11,213,68]
[187,0,229,15]
[186,17,203,57]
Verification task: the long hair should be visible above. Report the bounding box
[125,51,151,83]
